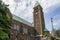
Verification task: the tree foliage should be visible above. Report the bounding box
[0,0,10,40]
[55,30,60,38]
[43,31,50,37]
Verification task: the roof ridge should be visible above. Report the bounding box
[12,14,32,26]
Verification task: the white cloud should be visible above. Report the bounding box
[2,0,60,22]
[53,15,60,26]
[53,20,60,26]
[2,0,60,23]
[2,0,60,13]
[53,19,60,29]
[2,0,60,31]
[40,0,60,11]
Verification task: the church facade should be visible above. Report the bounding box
[8,2,45,40]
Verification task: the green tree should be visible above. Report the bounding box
[43,31,50,37]
[55,30,60,38]
[0,0,11,40]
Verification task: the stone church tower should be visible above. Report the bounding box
[33,2,45,36]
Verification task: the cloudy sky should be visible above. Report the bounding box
[2,0,60,31]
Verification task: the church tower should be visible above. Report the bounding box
[33,2,45,36]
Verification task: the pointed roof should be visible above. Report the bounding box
[34,1,40,7]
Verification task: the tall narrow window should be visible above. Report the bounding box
[16,25,19,31]
[28,29,31,35]
[20,25,23,33]
[13,24,17,29]
[23,28,28,34]
[13,24,19,31]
